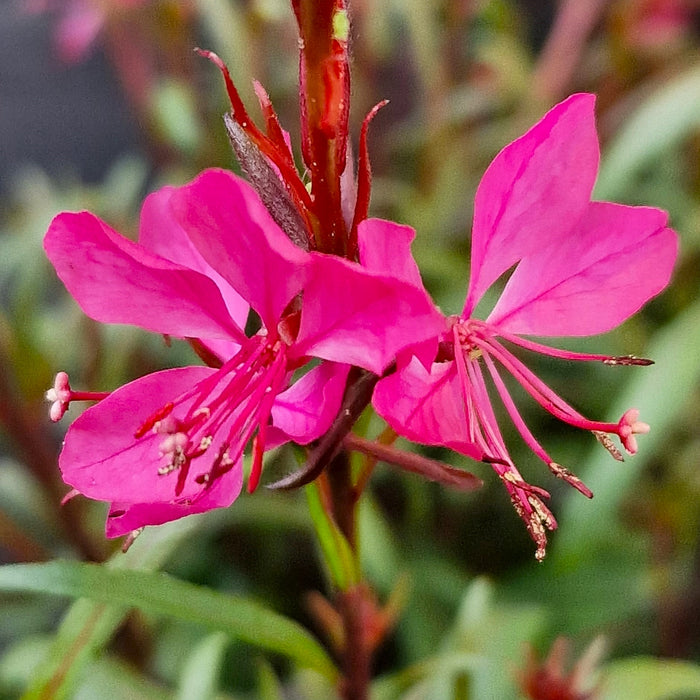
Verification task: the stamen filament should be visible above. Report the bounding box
[481,352,553,466]
[480,323,653,365]
[477,333,620,434]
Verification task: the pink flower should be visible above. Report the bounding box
[372,94,678,560]
[25,0,147,63]
[45,168,443,536]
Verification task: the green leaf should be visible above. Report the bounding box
[176,632,228,700]
[373,578,546,700]
[596,66,700,200]
[256,658,284,700]
[0,561,338,682]
[601,657,700,700]
[19,516,207,700]
[305,482,359,591]
[151,79,203,154]
[553,296,700,566]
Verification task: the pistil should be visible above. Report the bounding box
[46,371,110,422]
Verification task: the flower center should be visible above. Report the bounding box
[135,333,289,498]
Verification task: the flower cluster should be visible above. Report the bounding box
[44,2,677,558]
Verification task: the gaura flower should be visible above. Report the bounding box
[45,168,444,537]
[372,94,678,560]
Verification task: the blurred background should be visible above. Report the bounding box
[2,0,700,697]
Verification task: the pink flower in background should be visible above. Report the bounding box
[624,0,699,50]
[45,168,443,536]
[373,94,678,559]
[25,0,147,62]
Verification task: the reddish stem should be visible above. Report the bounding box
[293,0,351,254]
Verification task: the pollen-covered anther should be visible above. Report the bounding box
[122,528,144,553]
[593,430,625,462]
[157,432,189,475]
[602,355,654,366]
[617,408,650,454]
[198,435,213,452]
[548,462,594,498]
[527,514,548,562]
[529,496,556,531]
[502,471,551,499]
[195,444,234,486]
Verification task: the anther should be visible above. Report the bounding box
[198,436,213,451]
[593,431,625,462]
[548,462,594,498]
[602,355,654,366]
[122,528,144,553]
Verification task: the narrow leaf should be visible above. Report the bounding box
[305,482,359,591]
[176,632,228,700]
[20,515,206,700]
[0,561,338,682]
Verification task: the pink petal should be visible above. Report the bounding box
[373,357,483,460]
[169,169,310,330]
[44,212,242,340]
[357,219,425,289]
[293,254,445,375]
[105,468,242,537]
[270,362,350,443]
[487,202,678,336]
[139,183,249,346]
[464,94,600,315]
[59,367,241,505]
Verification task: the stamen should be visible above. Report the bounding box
[602,355,654,366]
[135,402,175,438]
[482,352,594,499]
[485,325,654,366]
[593,431,625,462]
[138,334,290,500]
[548,462,593,499]
[476,331,622,434]
[60,488,80,506]
[121,528,144,553]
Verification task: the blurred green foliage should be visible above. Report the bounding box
[1,0,700,698]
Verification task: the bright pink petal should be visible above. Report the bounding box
[464,94,600,315]
[59,367,241,505]
[487,202,678,336]
[169,169,310,330]
[270,362,350,444]
[44,212,242,340]
[293,254,445,375]
[105,468,242,537]
[357,219,424,289]
[373,357,483,459]
[139,184,249,346]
